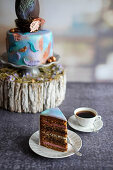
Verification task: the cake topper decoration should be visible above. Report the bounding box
[30,18,45,32]
[15,0,40,20]
[30,19,40,33]
[15,0,45,32]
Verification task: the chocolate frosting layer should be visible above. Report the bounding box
[15,19,31,32]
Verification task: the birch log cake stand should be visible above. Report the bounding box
[0,61,66,113]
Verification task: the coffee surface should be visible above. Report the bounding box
[76,111,96,118]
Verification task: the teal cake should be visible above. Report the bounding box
[40,108,68,152]
[6,30,53,66]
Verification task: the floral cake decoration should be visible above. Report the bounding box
[0,64,64,83]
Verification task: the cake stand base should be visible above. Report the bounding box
[0,72,66,113]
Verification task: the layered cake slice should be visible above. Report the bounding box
[40,108,68,152]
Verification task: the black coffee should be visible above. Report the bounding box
[76,111,96,118]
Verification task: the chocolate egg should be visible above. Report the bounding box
[10,28,19,33]
[15,0,40,20]
[47,58,52,63]
[10,28,15,33]
[51,56,56,62]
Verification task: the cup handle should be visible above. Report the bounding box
[93,115,101,132]
[95,115,101,121]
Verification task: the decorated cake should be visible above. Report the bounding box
[7,30,53,66]
[0,0,66,113]
[40,108,68,152]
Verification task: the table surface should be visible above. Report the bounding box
[0,82,113,170]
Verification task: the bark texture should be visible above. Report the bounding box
[0,73,66,113]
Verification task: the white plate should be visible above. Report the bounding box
[29,130,82,158]
[68,115,103,133]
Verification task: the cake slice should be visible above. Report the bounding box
[40,108,68,152]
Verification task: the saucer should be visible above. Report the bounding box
[29,130,82,158]
[68,115,103,133]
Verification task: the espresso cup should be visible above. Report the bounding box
[74,107,101,127]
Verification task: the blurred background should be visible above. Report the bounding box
[0,0,113,82]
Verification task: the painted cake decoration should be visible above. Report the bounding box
[8,52,22,63]
[13,33,22,41]
[16,52,21,60]
[23,47,41,66]
[24,58,40,66]
[13,33,28,41]
[38,38,52,64]
[28,42,38,52]
[39,37,43,51]
[19,46,27,52]
[43,42,51,61]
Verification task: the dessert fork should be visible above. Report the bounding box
[67,137,82,156]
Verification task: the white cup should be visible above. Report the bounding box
[74,107,101,127]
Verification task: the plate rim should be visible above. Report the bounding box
[29,129,82,159]
[68,115,103,133]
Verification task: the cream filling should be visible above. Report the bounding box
[43,141,67,150]
[43,132,67,141]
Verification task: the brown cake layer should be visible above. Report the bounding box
[40,120,66,129]
[40,116,67,126]
[40,125,67,137]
